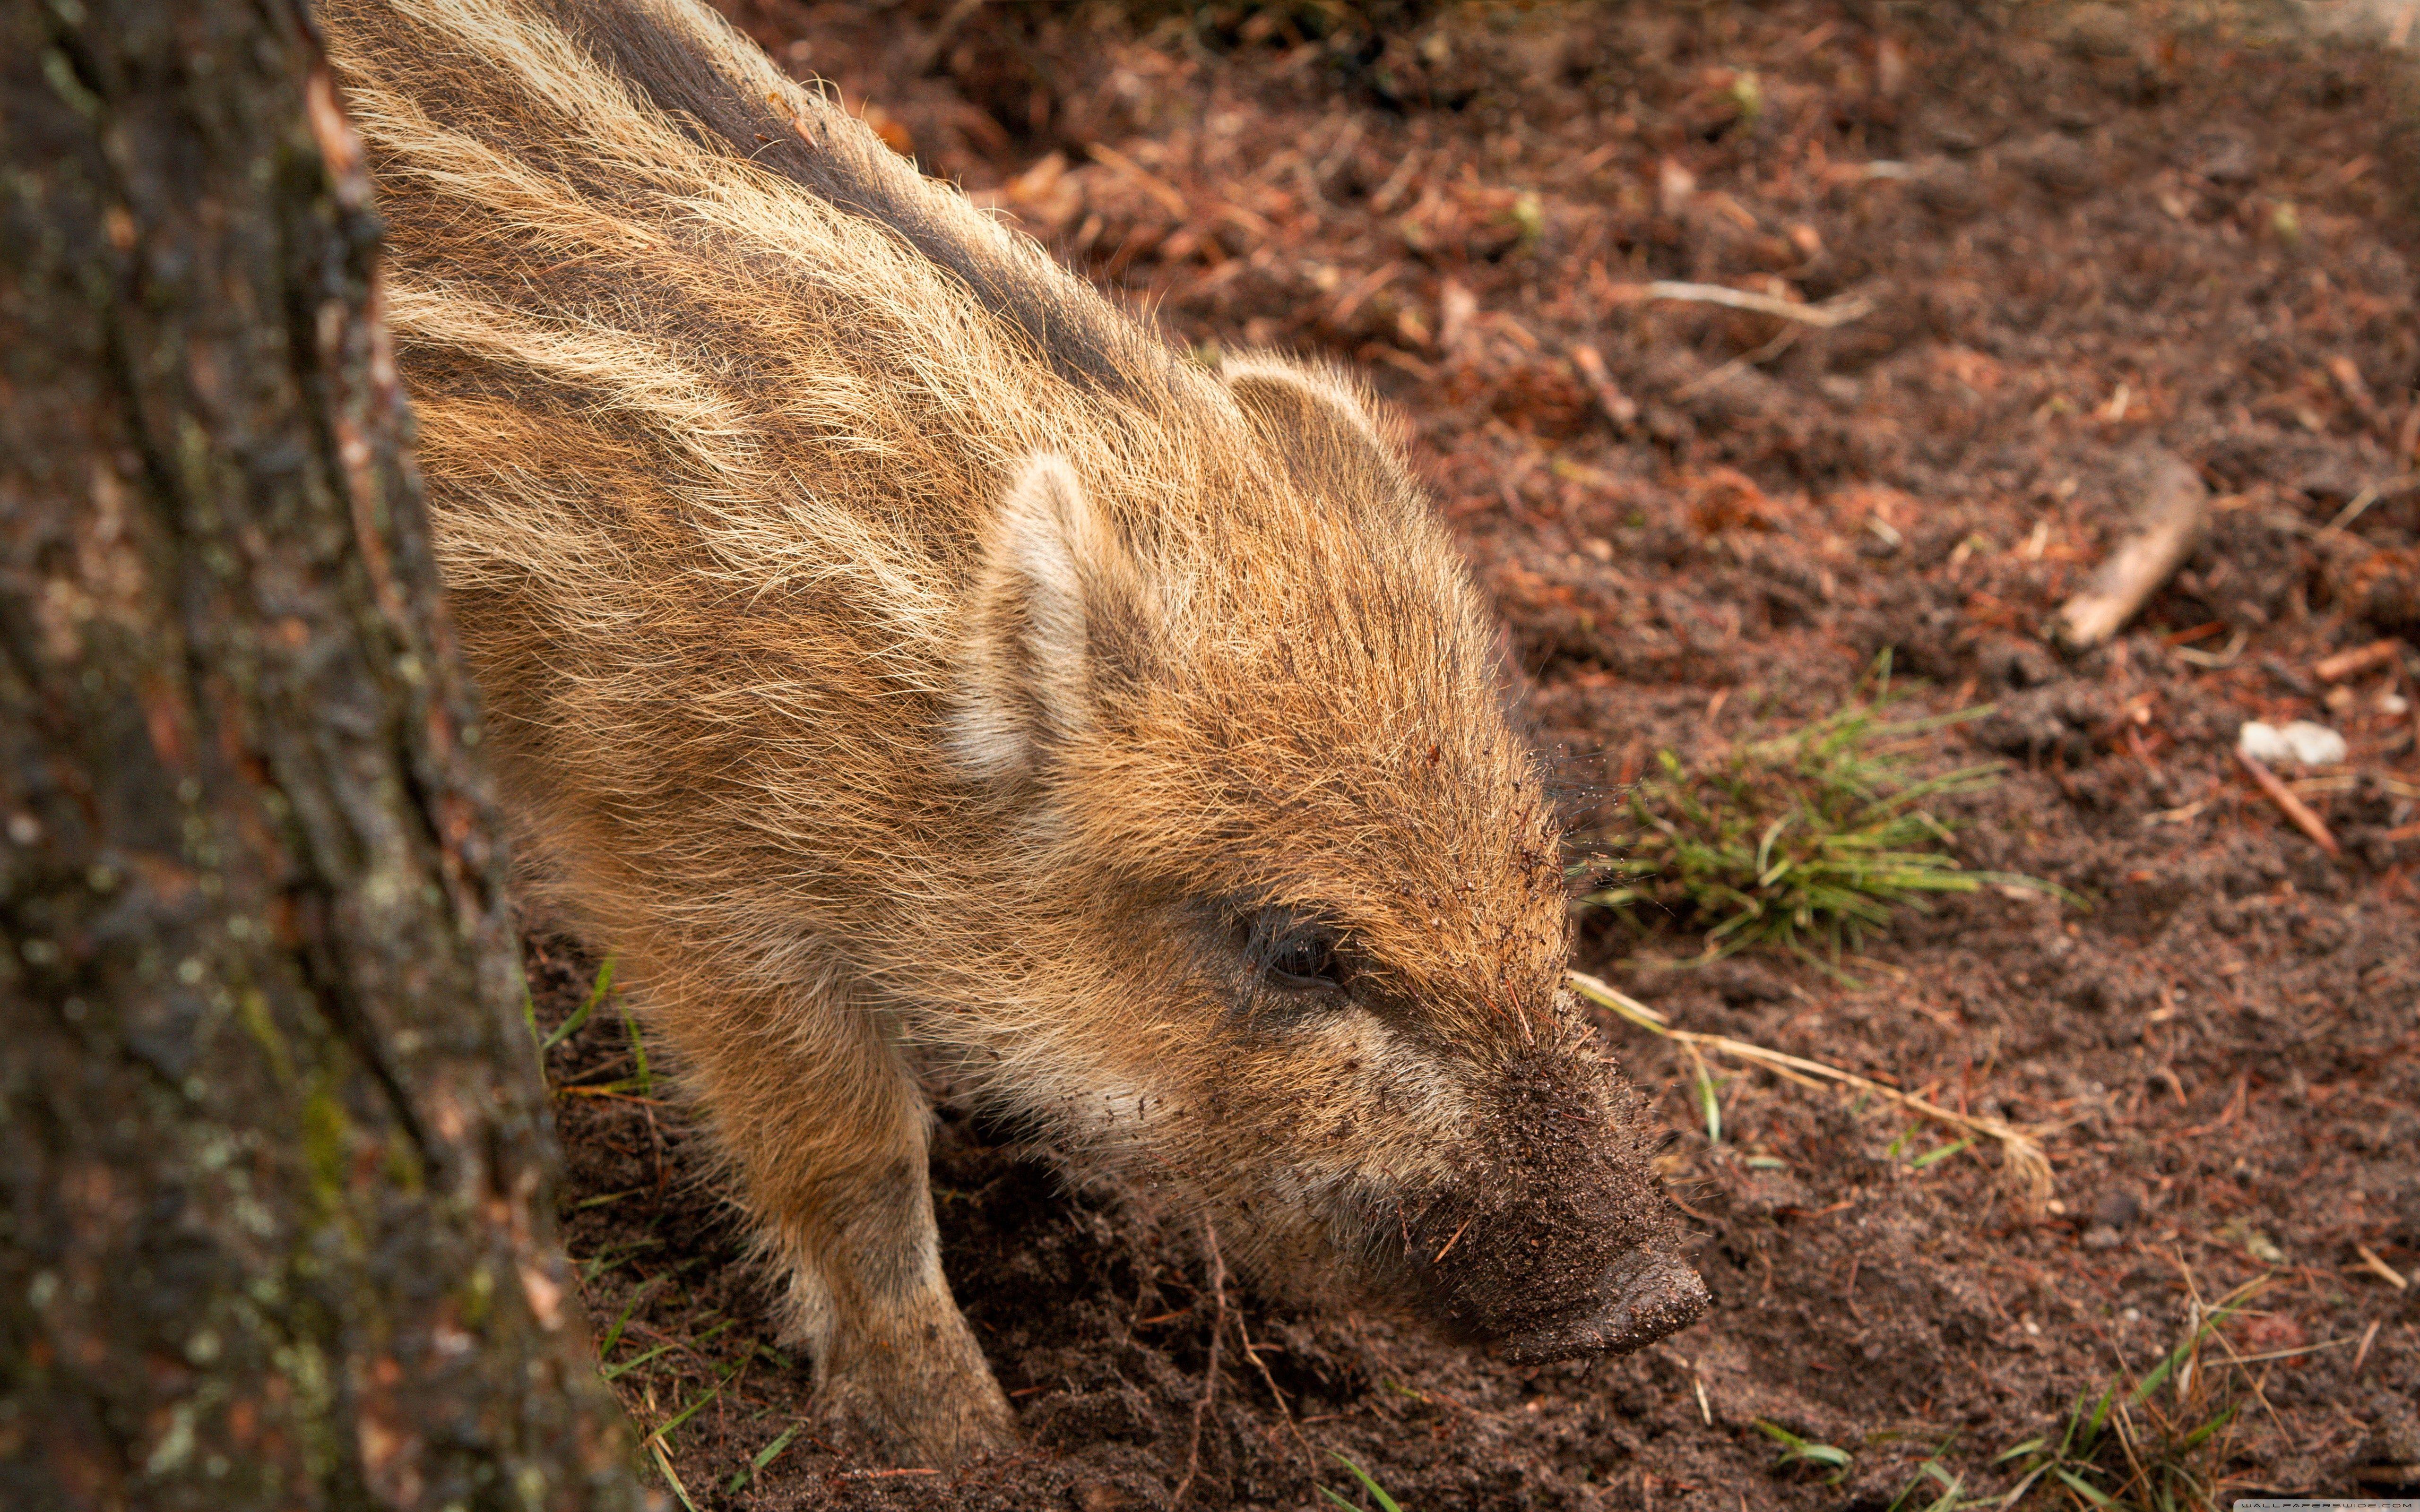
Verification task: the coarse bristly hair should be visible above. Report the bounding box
[320,0,1706,1464]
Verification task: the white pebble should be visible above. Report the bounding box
[2237,720,2346,767]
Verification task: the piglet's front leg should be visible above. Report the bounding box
[646,969,1015,1465]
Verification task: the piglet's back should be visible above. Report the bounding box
[320,0,1259,919]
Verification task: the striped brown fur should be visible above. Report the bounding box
[320,0,1705,1462]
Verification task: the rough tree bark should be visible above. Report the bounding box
[0,2,646,1508]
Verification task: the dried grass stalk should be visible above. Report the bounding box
[1569,969,2055,1206]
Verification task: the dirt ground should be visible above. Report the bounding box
[518,3,2420,1507]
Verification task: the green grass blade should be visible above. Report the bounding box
[2130,1302,2241,1406]
[728,1422,802,1493]
[752,1423,802,1471]
[1910,1137,1975,1170]
[1755,1419,1850,1469]
[621,995,653,1095]
[1327,1452,1404,1512]
[650,1360,743,1447]
[1754,813,1792,879]
[2178,1403,2236,1450]
[596,1282,653,1359]
[1994,1463,2051,1510]
[599,1341,673,1382]
[542,957,615,1052]
[579,1236,661,1283]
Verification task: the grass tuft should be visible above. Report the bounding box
[1576,656,2074,964]
[1993,1284,2255,1511]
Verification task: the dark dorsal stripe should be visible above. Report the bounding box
[537,0,1155,401]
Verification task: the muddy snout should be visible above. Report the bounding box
[1397,1051,1708,1361]
[1496,1248,1709,1363]
[1405,1185,1708,1363]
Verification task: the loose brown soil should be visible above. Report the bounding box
[520,4,2420,1507]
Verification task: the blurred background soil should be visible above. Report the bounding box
[520,2,2420,1507]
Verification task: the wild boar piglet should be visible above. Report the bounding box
[322,0,1707,1461]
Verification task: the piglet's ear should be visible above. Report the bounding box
[951,453,1153,783]
[1223,356,1405,495]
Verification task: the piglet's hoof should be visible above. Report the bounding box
[816,1359,1018,1469]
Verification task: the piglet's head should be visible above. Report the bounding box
[946,356,1705,1362]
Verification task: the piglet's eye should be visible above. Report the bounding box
[1249,909,1347,991]
[1269,932,1337,987]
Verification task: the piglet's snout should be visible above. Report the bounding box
[1496,1248,1708,1363]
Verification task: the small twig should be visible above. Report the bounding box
[2177,1072,2248,1138]
[1673,324,1800,401]
[1232,1307,1317,1470]
[1366,146,1423,214]
[2225,1336,2357,1365]
[1569,342,1638,429]
[2354,1242,2409,1290]
[1432,1216,1473,1263]
[2321,484,2380,537]
[1087,141,1190,220]
[554,1085,671,1104]
[2200,1307,2295,1447]
[2050,448,2209,650]
[2107,1394,2153,1506]
[2314,638,2406,683]
[1171,1221,1228,1507]
[2319,473,2420,537]
[906,0,986,73]
[1328,262,1397,327]
[1570,970,2055,1205]
[2173,627,2247,669]
[2235,749,2341,857]
[1623,278,1873,326]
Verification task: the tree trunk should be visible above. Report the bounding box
[0,3,646,1508]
